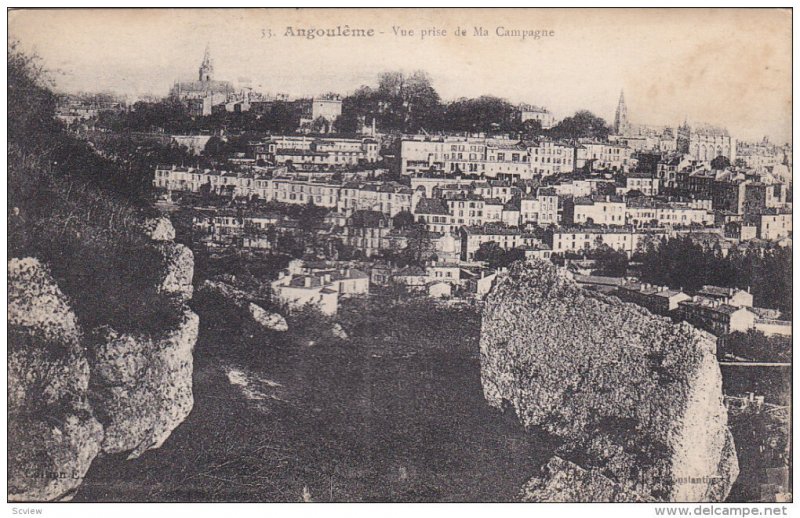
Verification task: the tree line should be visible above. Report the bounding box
[91,69,612,140]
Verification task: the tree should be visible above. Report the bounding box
[590,244,629,277]
[401,225,437,266]
[711,155,731,170]
[392,209,415,229]
[548,110,611,141]
[474,241,525,269]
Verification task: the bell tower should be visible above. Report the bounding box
[199,45,213,82]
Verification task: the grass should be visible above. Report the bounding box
[73,290,560,502]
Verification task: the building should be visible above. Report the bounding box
[528,139,576,176]
[614,90,630,135]
[624,198,714,228]
[270,264,369,315]
[548,226,665,257]
[255,136,379,168]
[617,283,691,315]
[459,225,539,261]
[519,105,557,129]
[678,298,756,336]
[743,210,793,241]
[563,195,626,227]
[677,122,737,163]
[621,173,660,196]
[576,141,635,171]
[400,135,535,180]
[696,285,753,308]
[520,188,559,226]
[170,47,235,116]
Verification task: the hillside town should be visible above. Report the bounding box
[133,51,793,337]
[26,38,791,505]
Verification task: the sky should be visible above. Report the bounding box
[9,8,793,143]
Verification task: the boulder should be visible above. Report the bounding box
[89,310,199,458]
[8,258,103,502]
[249,303,288,332]
[143,216,176,242]
[480,261,738,502]
[521,456,649,502]
[157,242,194,301]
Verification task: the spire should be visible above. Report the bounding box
[199,44,213,82]
[614,89,629,135]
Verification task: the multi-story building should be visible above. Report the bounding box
[678,298,755,336]
[616,283,691,315]
[254,136,379,167]
[624,198,714,228]
[620,173,660,196]
[528,139,576,176]
[677,122,737,163]
[548,226,666,257]
[563,195,626,226]
[459,225,539,261]
[743,209,793,241]
[400,135,535,180]
[520,188,559,226]
[576,141,635,171]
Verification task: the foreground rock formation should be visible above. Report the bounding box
[8,218,198,501]
[480,261,738,502]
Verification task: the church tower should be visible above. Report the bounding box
[614,90,629,135]
[199,45,213,82]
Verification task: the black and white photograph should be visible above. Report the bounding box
[5,6,794,514]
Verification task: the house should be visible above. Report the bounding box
[678,298,756,336]
[697,285,753,308]
[270,265,369,315]
[617,283,691,315]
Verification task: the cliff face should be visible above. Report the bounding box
[8,217,198,501]
[480,261,738,502]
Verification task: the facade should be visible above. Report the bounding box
[743,210,793,241]
[528,140,576,176]
[678,298,755,336]
[548,227,665,256]
[255,136,379,167]
[563,195,626,227]
[459,225,539,261]
[624,198,714,228]
[520,188,559,226]
[677,122,737,163]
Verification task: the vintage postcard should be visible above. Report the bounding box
[6,6,792,513]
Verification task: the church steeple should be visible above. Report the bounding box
[199,45,213,82]
[614,89,629,135]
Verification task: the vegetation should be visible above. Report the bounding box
[8,44,180,334]
[719,330,791,363]
[636,236,792,316]
[474,241,525,269]
[73,289,560,502]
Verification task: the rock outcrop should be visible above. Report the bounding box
[8,215,199,501]
[199,278,287,332]
[480,261,738,502]
[88,310,198,458]
[8,258,104,501]
[521,456,649,502]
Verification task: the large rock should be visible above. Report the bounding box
[89,310,199,458]
[157,242,194,301]
[143,216,176,242]
[249,303,288,332]
[480,261,738,502]
[8,258,104,501]
[521,456,649,502]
